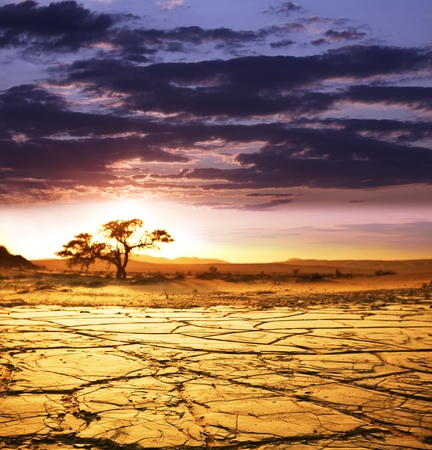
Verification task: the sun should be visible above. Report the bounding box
[0,197,216,261]
[77,199,206,260]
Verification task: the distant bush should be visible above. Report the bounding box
[334,269,353,279]
[375,270,397,277]
[196,271,220,280]
[196,266,221,280]
[295,273,325,282]
[196,270,282,283]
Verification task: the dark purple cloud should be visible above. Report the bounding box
[0,84,188,191]
[2,77,432,200]
[0,1,305,59]
[247,193,298,198]
[241,198,294,211]
[110,25,271,60]
[128,26,264,46]
[270,39,295,48]
[234,131,432,188]
[312,28,367,45]
[264,2,303,16]
[346,85,432,110]
[94,46,430,90]
[320,118,432,142]
[175,128,432,190]
[0,0,377,69]
[0,84,171,138]
[56,46,431,119]
[0,0,115,50]
[1,3,431,207]
[0,136,187,177]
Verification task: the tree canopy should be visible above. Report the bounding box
[56,219,174,279]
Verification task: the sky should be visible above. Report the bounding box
[0,0,431,263]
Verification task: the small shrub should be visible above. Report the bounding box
[196,269,221,280]
[375,270,397,277]
[296,273,325,282]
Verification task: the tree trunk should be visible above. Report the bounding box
[115,266,127,279]
[120,249,130,280]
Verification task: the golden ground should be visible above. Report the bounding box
[1,258,431,309]
[1,259,432,449]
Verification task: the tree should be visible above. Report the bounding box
[56,219,174,279]
[55,233,98,273]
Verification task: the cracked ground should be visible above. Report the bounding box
[1,300,432,449]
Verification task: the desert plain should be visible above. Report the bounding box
[1,258,432,449]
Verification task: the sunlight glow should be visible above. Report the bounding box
[0,199,208,261]
[1,190,432,263]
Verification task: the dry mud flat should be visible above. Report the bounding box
[1,297,432,449]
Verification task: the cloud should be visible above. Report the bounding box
[0,136,187,177]
[264,2,303,15]
[177,128,432,190]
[110,25,267,58]
[0,0,406,69]
[1,0,431,207]
[240,198,294,211]
[0,1,373,62]
[0,84,189,199]
[308,117,432,144]
[270,39,295,48]
[346,85,432,110]
[55,46,431,120]
[239,192,298,210]
[337,221,432,234]
[2,63,432,204]
[312,28,367,45]
[0,0,116,50]
[0,83,165,138]
[246,193,298,198]
[0,1,296,59]
[157,0,186,10]
[333,221,432,248]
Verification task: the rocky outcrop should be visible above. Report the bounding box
[0,246,39,269]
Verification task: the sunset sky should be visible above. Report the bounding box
[0,0,431,263]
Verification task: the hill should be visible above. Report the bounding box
[32,256,432,279]
[0,246,40,269]
[283,258,432,274]
[133,255,228,265]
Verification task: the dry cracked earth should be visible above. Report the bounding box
[1,301,432,449]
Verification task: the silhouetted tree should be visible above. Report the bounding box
[56,219,174,279]
[55,233,99,273]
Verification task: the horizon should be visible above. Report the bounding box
[3,242,432,266]
[0,0,431,262]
